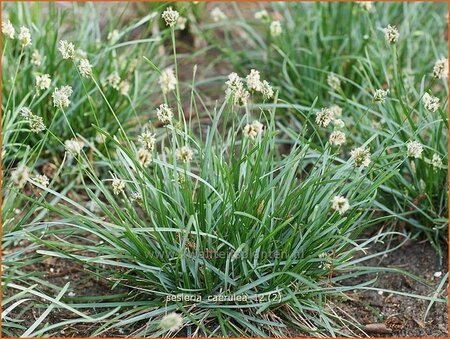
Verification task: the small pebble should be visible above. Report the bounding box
[434,271,442,278]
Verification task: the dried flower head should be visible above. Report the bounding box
[31,50,42,66]
[65,139,84,156]
[333,119,345,129]
[243,120,264,140]
[138,147,153,167]
[384,25,399,44]
[433,58,448,79]
[34,174,49,188]
[329,104,342,117]
[20,107,46,133]
[315,107,334,128]
[78,58,92,77]
[331,196,350,215]
[422,93,440,112]
[176,146,194,163]
[52,86,73,109]
[162,7,180,27]
[35,74,51,91]
[350,146,371,168]
[159,68,177,94]
[329,130,346,146]
[406,141,423,159]
[130,191,143,205]
[105,72,121,90]
[357,1,375,12]
[18,26,32,47]
[11,165,29,189]
[119,80,130,96]
[254,10,269,21]
[160,312,183,332]
[58,40,75,59]
[176,16,187,30]
[138,131,156,151]
[261,80,274,100]
[2,20,15,39]
[327,73,341,90]
[270,20,282,37]
[373,88,389,103]
[211,7,227,22]
[225,73,249,106]
[156,104,174,124]
[111,175,125,195]
[246,69,262,92]
[431,154,443,169]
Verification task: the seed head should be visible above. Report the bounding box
[373,88,389,103]
[111,175,125,195]
[35,74,51,91]
[156,104,174,124]
[58,40,75,59]
[254,10,269,21]
[433,58,448,79]
[331,196,350,215]
[138,131,156,151]
[159,68,177,94]
[2,20,15,39]
[329,130,346,146]
[52,86,73,109]
[34,174,49,188]
[243,120,264,140]
[162,7,180,27]
[350,146,371,168]
[384,25,399,44]
[176,146,194,163]
[315,107,334,128]
[270,20,282,37]
[31,50,42,66]
[422,93,440,112]
[431,154,443,169]
[211,7,227,22]
[18,26,32,47]
[65,139,84,156]
[406,141,423,159]
[160,313,184,332]
[78,58,92,77]
[327,73,341,90]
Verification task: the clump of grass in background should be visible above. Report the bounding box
[198,1,448,252]
[2,2,448,337]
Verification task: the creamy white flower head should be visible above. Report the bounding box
[65,138,84,156]
[34,174,49,188]
[270,20,282,37]
[156,104,174,124]
[357,1,375,12]
[138,147,153,167]
[2,20,15,39]
[261,80,274,100]
[422,93,440,112]
[95,132,106,144]
[138,130,156,151]
[119,80,130,96]
[331,195,350,215]
[350,146,371,168]
[78,58,92,77]
[111,174,125,195]
[243,120,264,140]
[176,16,187,30]
[433,58,448,79]
[18,26,32,47]
[105,72,121,90]
[319,252,332,270]
[162,7,180,27]
[107,29,119,42]
[329,130,346,146]
[254,10,269,21]
[329,104,342,117]
[431,154,443,169]
[35,74,51,91]
[11,165,29,189]
[246,69,262,92]
[176,145,194,163]
[211,7,227,22]
[315,107,334,128]
[384,25,399,43]
[373,88,389,103]
[31,50,42,66]
[160,312,183,332]
[130,191,143,204]
[20,107,46,133]
[327,73,341,90]
[406,141,423,159]
[333,119,345,129]
[159,68,177,94]
[52,86,73,109]
[58,40,75,59]
[225,73,249,106]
